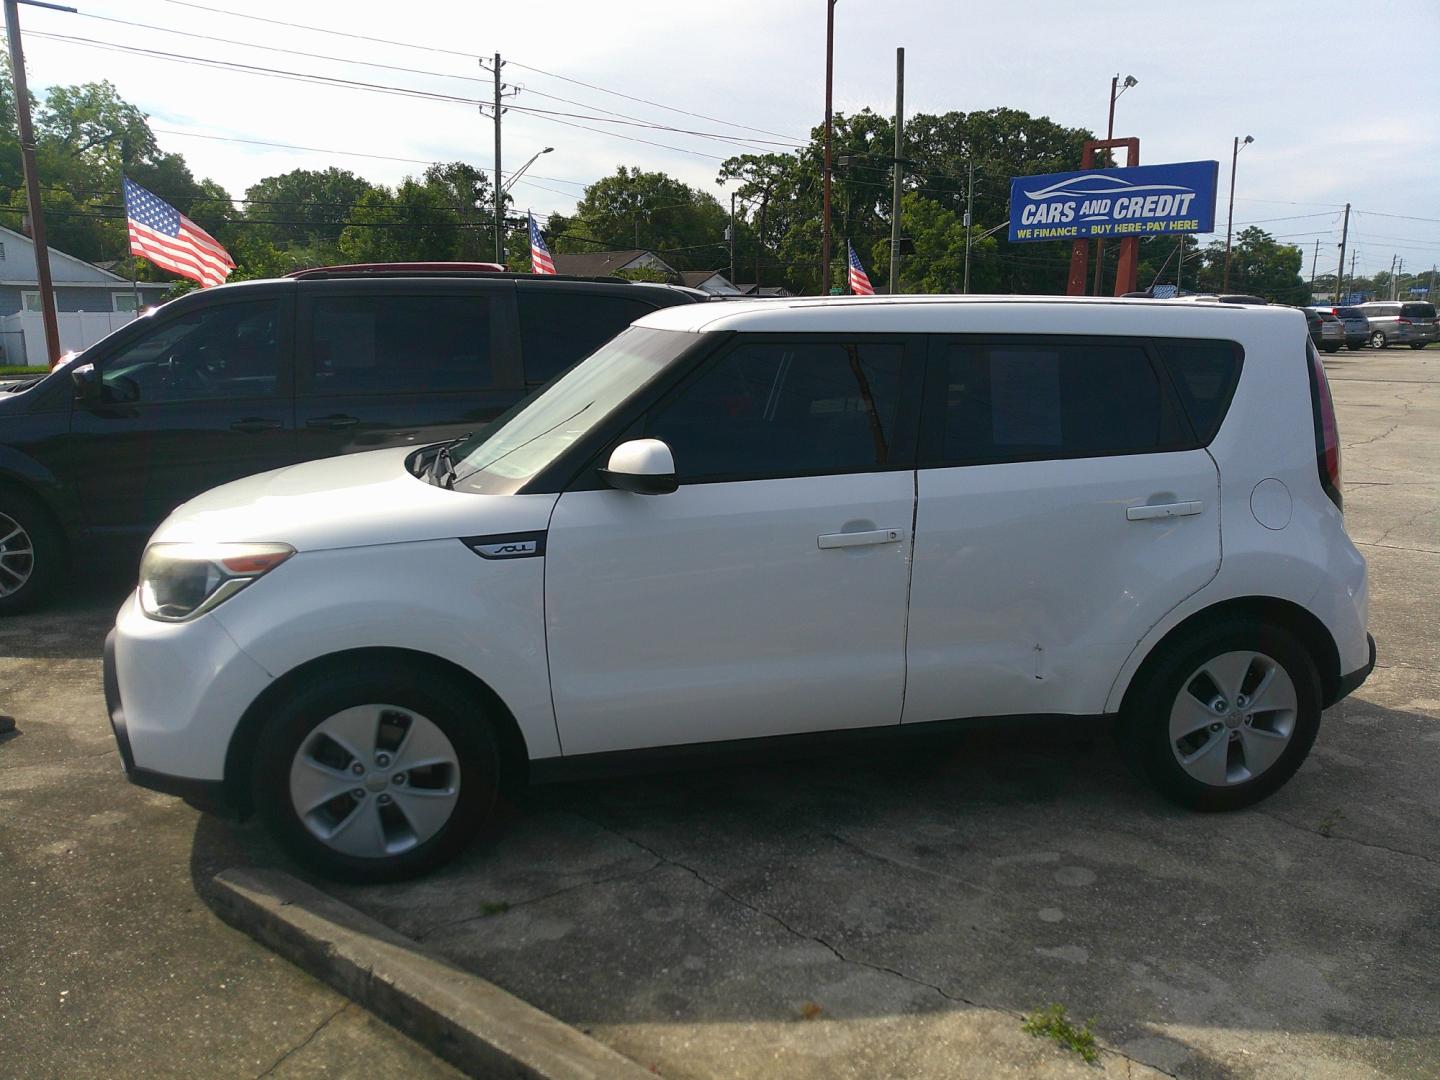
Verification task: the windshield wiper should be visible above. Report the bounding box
[426,434,470,489]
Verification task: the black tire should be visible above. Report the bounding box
[1323,344,1340,354]
[252,662,501,882]
[1119,619,1322,811]
[1371,331,1387,349]
[0,490,64,615]
[1409,342,1427,350]
[1347,342,1364,351]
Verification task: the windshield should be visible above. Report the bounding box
[451,326,700,495]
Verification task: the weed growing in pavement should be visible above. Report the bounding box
[1319,807,1344,838]
[1023,1003,1098,1063]
[478,901,511,916]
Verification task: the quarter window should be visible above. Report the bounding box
[1152,339,1242,443]
[307,295,490,395]
[646,339,904,481]
[937,340,1181,464]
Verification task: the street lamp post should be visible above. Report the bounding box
[1093,73,1137,295]
[1222,134,1253,292]
[501,146,553,195]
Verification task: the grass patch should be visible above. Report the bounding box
[478,900,510,916]
[1023,1003,1098,1064]
[0,365,45,376]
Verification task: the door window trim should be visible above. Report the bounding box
[917,333,1201,470]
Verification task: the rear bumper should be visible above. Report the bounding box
[1330,633,1377,706]
[104,626,234,816]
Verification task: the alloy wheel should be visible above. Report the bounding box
[1371,331,1386,349]
[1168,650,1297,787]
[289,704,461,858]
[0,513,35,598]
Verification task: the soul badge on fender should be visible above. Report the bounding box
[461,532,547,560]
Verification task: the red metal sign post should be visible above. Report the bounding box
[1065,137,1140,297]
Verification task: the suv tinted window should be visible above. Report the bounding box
[1401,303,1435,320]
[518,291,661,385]
[1363,304,1400,317]
[1152,339,1242,443]
[103,300,281,404]
[1336,307,1364,319]
[307,295,489,395]
[647,339,904,481]
[936,340,1182,464]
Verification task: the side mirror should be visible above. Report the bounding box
[598,438,678,495]
[71,362,101,402]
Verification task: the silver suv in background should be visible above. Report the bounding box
[1333,306,1370,350]
[1357,301,1438,350]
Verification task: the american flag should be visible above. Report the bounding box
[529,211,556,275]
[847,241,874,295]
[123,177,234,289]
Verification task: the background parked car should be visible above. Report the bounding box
[0,268,701,612]
[1333,306,1371,350]
[1305,308,1345,353]
[1356,300,1439,349]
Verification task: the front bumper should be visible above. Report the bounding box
[105,628,233,814]
[1330,633,1377,706]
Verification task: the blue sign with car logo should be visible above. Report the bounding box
[1009,160,1219,244]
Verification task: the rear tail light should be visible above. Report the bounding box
[1398,318,1412,326]
[1306,344,1342,510]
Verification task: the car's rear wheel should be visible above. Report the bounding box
[1409,342,1427,350]
[0,493,63,615]
[1347,341,1364,351]
[1371,331,1388,349]
[1323,344,1340,354]
[1120,620,1322,811]
[253,663,500,881]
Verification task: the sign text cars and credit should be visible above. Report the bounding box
[1008,160,1219,243]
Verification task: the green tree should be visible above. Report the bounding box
[894,192,1000,294]
[242,167,376,246]
[338,179,462,262]
[421,161,499,261]
[545,167,728,268]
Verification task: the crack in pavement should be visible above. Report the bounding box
[1354,540,1440,555]
[1253,809,1439,870]
[255,1002,349,1078]
[578,815,1176,1079]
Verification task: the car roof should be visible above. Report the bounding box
[633,294,1300,336]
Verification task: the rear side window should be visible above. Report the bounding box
[646,339,904,481]
[306,295,490,395]
[1401,303,1435,320]
[935,340,1184,464]
[1152,339,1243,443]
[1336,307,1364,319]
[518,291,661,385]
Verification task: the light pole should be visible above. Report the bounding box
[1221,134,1253,292]
[1093,73,1137,295]
[821,0,837,294]
[501,146,553,194]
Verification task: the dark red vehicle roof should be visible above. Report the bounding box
[286,262,506,279]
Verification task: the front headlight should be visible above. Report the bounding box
[138,542,295,622]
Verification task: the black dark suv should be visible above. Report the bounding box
[0,268,701,611]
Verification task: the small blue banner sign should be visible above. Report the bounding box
[1009,161,1219,243]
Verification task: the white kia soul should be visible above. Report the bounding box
[105,297,1374,880]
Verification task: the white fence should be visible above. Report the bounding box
[0,310,139,367]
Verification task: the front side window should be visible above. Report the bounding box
[646,340,904,482]
[937,340,1180,464]
[101,300,281,404]
[307,295,490,396]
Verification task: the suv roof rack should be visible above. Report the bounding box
[285,262,681,287]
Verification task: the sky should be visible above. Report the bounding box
[11,0,1440,281]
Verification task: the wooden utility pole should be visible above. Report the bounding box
[1309,239,1319,294]
[4,0,67,368]
[821,0,836,294]
[728,192,737,286]
[1332,203,1350,305]
[962,159,975,294]
[492,52,504,264]
[887,47,904,295]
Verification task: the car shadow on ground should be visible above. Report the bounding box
[190,699,1439,1078]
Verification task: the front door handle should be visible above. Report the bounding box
[305,414,361,430]
[230,417,282,433]
[818,528,904,550]
[1126,500,1204,521]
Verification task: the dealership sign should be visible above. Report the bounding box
[1009,160,1219,243]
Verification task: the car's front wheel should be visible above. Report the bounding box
[253,662,500,881]
[0,492,62,615]
[1347,341,1364,351]
[1120,620,1322,811]
[1371,331,1388,349]
[1323,343,1340,353]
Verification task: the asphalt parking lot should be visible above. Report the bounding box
[1,345,1436,1079]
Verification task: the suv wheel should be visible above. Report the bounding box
[0,494,62,615]
[1347,341,1364,351]
[253,663,500,881]
[1371,331,1388,349]
[1121,620,1321,811]
[1323,343,1340,354]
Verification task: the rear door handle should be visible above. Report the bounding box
[230,417,282,433]
[305,414,360,430]
[1126,501,1204,521]
[818,528,904,549]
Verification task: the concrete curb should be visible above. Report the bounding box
[211,868,653,1080]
